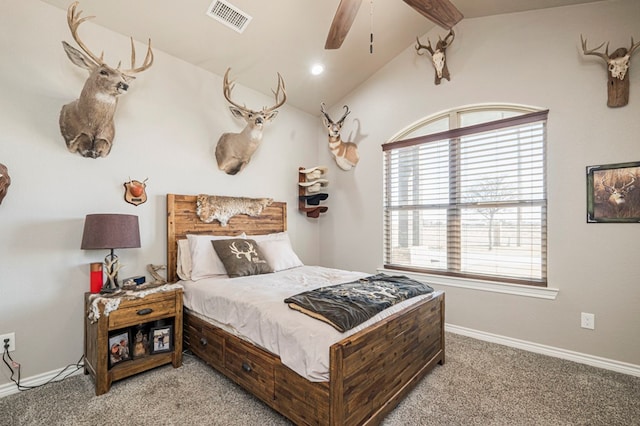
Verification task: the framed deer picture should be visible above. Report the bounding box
[587,161,640,223]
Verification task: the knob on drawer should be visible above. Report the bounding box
[200,337,208,346]
[136,308,153,315]
[242,362,252,372]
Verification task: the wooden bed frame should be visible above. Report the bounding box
[166,194,445,425]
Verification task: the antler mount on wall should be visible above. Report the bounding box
[581,34,640,108]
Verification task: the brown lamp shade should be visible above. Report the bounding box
[81,214,141,250]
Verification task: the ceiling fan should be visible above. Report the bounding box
[325,0,463,49]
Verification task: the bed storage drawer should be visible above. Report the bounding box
[184,313,224,369]
[225,338,275,402]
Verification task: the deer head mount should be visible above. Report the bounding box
[320,103,359,171]
[416,29,455,85]
[580,35,640,108]
[0,163,10,205]
[215,68,287,175]
[59,2,153,159]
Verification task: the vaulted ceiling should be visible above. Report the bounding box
[41,0,604,115]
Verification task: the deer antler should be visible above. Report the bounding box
[627,37,640,58]
[263,72,287,113]
[440,29,455,49]
[222,68,246,111]
[415,36,435,55]
[580,34,609,63]
[67,2,102,65]
[123,36,154,74]
[66,1,152,74]
[223,68,286,114]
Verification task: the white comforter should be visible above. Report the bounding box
[181,265,432,382]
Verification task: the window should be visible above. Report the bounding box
[383,106,548,286]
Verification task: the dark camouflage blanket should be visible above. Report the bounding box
[284,273,434,332]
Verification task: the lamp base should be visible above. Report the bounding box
[99,286,118,294]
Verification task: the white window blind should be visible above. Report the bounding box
[383,110,548,286]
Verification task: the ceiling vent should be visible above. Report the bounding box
[206,0,252,33]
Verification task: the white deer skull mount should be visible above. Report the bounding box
[580,35,640,108]
[415,29,455,85]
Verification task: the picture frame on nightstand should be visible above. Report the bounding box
[131,324,151,359]
[108,330,132,368]
[150,325,173,354]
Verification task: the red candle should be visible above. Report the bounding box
[90,262,103,293]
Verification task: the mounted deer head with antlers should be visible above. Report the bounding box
[59,2,153,159]
[215,68,287,175]
[416,29,455,85]
[581,35,640,107]
[0,163,10,206]
[320,103,359,171]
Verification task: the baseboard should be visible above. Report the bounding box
[446,324,640,378]
[0,364,84,399]
[3,327,638,399]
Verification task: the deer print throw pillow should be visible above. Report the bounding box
[211,239,272,278]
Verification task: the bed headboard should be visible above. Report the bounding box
[166,194,287,283]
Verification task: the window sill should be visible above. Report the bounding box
[377,268,559,300]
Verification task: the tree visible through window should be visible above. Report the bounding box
[383,106,548,286]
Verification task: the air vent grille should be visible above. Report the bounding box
[206,0,252,33]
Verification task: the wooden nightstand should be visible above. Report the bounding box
[83,286,183,395]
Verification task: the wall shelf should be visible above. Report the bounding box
[298,166,329,218]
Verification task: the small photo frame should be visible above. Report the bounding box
[587,161,640,223]
[150,325,173,354]
[131,324,151,359]
[108,330,132,367]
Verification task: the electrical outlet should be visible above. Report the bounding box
[0,332,15,352]
[581,312,595,330]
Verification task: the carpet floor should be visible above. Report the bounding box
[1,333,638,425]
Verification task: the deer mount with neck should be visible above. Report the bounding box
[320,103,359,171]
[215,68,287,175]
[59,2,153,159]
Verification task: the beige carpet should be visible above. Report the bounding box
[1,333,638,425]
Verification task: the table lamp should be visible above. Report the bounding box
[81,214,141,293]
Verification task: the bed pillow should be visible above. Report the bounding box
[252,233,303,272]
[187,233,246,280]
[176,239,192,281]
[211,238,272,278]
[251,232,303,269]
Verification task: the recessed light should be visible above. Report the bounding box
[311,64,324,76]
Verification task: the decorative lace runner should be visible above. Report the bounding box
[87,283,183,323]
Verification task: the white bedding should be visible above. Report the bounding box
[182,265,435,382]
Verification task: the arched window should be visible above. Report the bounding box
[383,105,548,286]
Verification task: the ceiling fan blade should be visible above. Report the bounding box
[325,0,363,49]
[402,0,463,30]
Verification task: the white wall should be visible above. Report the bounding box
[0,0,321,385]
[319,0,640,366]
[2,0,639,388]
